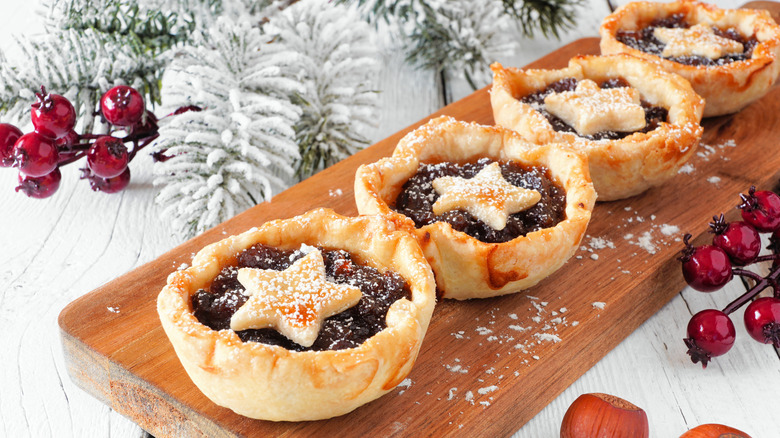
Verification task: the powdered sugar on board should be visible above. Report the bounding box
[417,294,609,413]
[677,138,736,184]
[576,205,683,267]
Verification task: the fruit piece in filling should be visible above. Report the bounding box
[191,243,411,351]
[394,158,566,243]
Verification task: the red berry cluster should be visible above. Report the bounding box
[679,186,780,368]
[0,85,156,198]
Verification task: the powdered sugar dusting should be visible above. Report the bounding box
[478,385,499,395]
[635,231,658,254]
[397,378,412,395]
[695,138,737,162]
[534,333,562,343]
[660,224,679,236]
[588,236,615,250]
[448,388,457,400]
[678,163,695,174]
[445,358,469,374]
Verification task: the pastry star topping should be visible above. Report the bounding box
[543,79,646,136]
[654,23,744,59]
[431,162,541,231]
[230,249,362,347]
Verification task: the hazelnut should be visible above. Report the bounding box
[560,393,649,438]
[679,423,752,438]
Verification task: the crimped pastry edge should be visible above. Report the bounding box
[157,208,436,421]
[599,0,780,117]
[354,116,596,300]
[490,53,704,201]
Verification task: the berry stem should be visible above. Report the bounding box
[58,151,88,166]
[732,267,764,283]
[163,105,203,119]
[67,143,92,152]
[752,254,780,264]
[127,133,159,162]
[723,265,780,315]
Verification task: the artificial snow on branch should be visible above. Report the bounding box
[501,0,584,39]
[0,0,218,133]
[153,16,303,238]
[44,0,222,57]
[338,0,583,86]
[265,0,380,179]
[0,29,166,133]
[405,0,516,88]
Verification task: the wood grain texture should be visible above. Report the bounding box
[59,13,780,436]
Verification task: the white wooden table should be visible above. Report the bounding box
[3,1,779,436]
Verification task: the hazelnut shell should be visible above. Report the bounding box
[560,393,649,438]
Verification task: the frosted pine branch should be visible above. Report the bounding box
[501,0,584,39]
[406,0,516,87]
[0,0,219,133]
[265,0,380,179]
[339,0,581,87]
[154,17,303,238]
[0,29,167,131]
[43,0,222,56]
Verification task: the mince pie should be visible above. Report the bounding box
[600,1,780,117]
[491,54,704,201]
[157,208,436,421]
[354,116,595,300]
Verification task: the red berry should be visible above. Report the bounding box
[13,132,59,177]
[16,168,61,199]
[739,186,780,232]
[743,297,780,347]
[87,167,130,193]
[131,110,158,137]
[710,216,761,266]
[685,309,736,368]
[55,129,80,150]
[101,86,145,127]
[87,136,128,178]
[31,87,76,139]
[680,240,733,292]
[0,123,23,167]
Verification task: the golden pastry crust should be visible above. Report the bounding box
[354,116,596,300]
[157,208,436,421]
[600,1,780,117]
[491,54,704,201]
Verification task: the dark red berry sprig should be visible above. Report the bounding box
[680,186,780,368]
[1,85,199,198]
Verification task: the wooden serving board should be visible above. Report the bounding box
[59,4,780,436]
